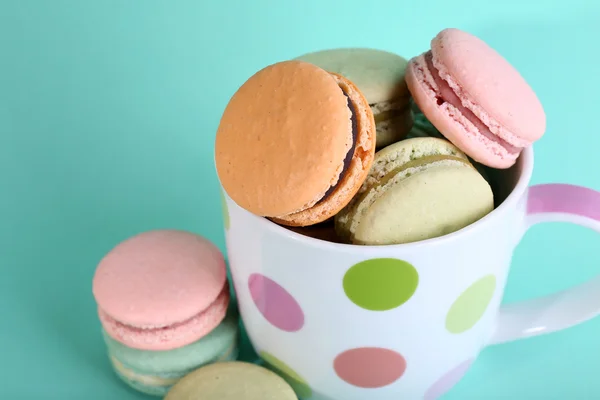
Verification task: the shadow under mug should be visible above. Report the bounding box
[221,146,600,400]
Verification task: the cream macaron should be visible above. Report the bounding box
[335,137,494,245]
[295,48,413,149]
[165,362,297,400]
[215,60,376,227]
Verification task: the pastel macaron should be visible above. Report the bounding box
[406,28,546,168]
[215,60,376,227]
[92,230,236,395]
[93,230,230,351]
[295,48,413,148]
[165,362,298,400]
[104,309,240,396]
[335,137,494,245]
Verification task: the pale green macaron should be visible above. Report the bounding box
[165,361,298,400]
[406,111,493,185]
[104,310,239,396]
[335,137,494,245]
[295,48,413,148]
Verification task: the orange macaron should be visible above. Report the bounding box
[215,60,376,226]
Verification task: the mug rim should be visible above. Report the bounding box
[223,146,534,253]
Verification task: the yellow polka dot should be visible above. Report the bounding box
[446,275,496,334]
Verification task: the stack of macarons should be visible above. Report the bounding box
[215,27,546,246]
[92,230,240,397]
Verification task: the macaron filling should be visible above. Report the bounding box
[315,89,358,205]
[111,356,180,387]
[99,286,230,350]
[343,155,474,242]
[421,51,521,155]
[379,154,471,184]
[350,154,472,216]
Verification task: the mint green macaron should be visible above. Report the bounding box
[335,137,494,245]
[104,309,240,396]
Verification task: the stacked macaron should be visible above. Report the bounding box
[215,27,546,245]
[92,230,240,396]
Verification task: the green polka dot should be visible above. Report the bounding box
[221,191,230,230]
[260,351,312,398]
[446,274,496,334]
[343,258,419,311]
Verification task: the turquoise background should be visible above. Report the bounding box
[2,0,599,398]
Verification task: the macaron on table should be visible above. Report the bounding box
[88,27,600,400]
[92,230,240,396]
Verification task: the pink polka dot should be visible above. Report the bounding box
[424,359,473,400]
[333,347,406,388]
[248,273,304,332]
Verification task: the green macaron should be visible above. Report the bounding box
[335,137,494,245]
[406,112,493,187]
[295,48,413,149]
[104,310,240,396]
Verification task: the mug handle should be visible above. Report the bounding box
[489,183,600,345]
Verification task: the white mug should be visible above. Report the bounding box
[221,146,600,400]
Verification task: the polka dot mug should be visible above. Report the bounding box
[221,146,600,400]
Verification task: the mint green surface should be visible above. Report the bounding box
[1,1,600,399]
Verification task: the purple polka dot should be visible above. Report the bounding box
[424,359,473,400]
[248,273,304,332]
[527,184,600,221]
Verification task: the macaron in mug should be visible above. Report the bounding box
[222,146,600,400]
[215,29,600,400]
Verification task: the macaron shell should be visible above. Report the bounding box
[373,106,413,148]
[431,28,546,143]
[335,137,472,242]
[165,362,298,400]
[102,310,239,375]
[406,54,518,169]
[353,163,494,245]
[93,230,227,328]
[109,346,240,397]
[295,47,410,104]
[270,71,376,227]
[215,60,353,218]
[100,285,230,351]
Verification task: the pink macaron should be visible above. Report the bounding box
[406,28,546,168]
[92,230,230,351]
